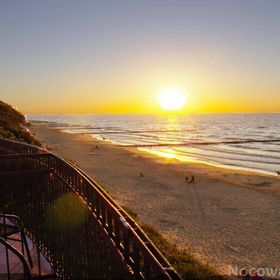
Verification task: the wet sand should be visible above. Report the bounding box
[31,124,280,275]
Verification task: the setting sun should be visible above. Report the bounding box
[157,89,187,111]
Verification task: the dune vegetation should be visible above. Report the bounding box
[0,100,40,145]
[122,206,222,280]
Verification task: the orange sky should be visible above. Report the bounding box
[1,1,279,114]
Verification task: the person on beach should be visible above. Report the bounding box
[189,176,195,184]
[185,176,195,184]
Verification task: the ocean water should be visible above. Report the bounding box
[28,114,280,176]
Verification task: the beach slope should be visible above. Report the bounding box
[31,124,280,275]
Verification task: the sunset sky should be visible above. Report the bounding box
[0,0,279,114]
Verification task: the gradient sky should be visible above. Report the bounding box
[0,0,279,114]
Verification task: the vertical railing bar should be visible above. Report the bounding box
[37,245,42,277]
[3,214,11,280]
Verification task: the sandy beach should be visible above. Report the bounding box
[31,124,280,275]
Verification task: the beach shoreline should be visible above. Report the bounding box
[31,123,280,275]
[29,115,280,179]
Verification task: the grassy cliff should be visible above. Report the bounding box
[0,100,40,145]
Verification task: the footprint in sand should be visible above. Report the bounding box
[222,207,240,214]
[159,219,178,228]
[248,181,272,188]
[223,244,239,253]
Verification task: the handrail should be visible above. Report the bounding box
[0,237,32,279]
[0,213,33,268]
[0,137,45,154]
[66,158,177,274]
[0,137,181,279]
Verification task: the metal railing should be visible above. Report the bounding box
[0,236,32,279]
[0,138,181,279]
[0,213,57,279]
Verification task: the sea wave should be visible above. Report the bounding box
[29,113,280,176]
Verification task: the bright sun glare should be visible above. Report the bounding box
[157,89,187,111]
